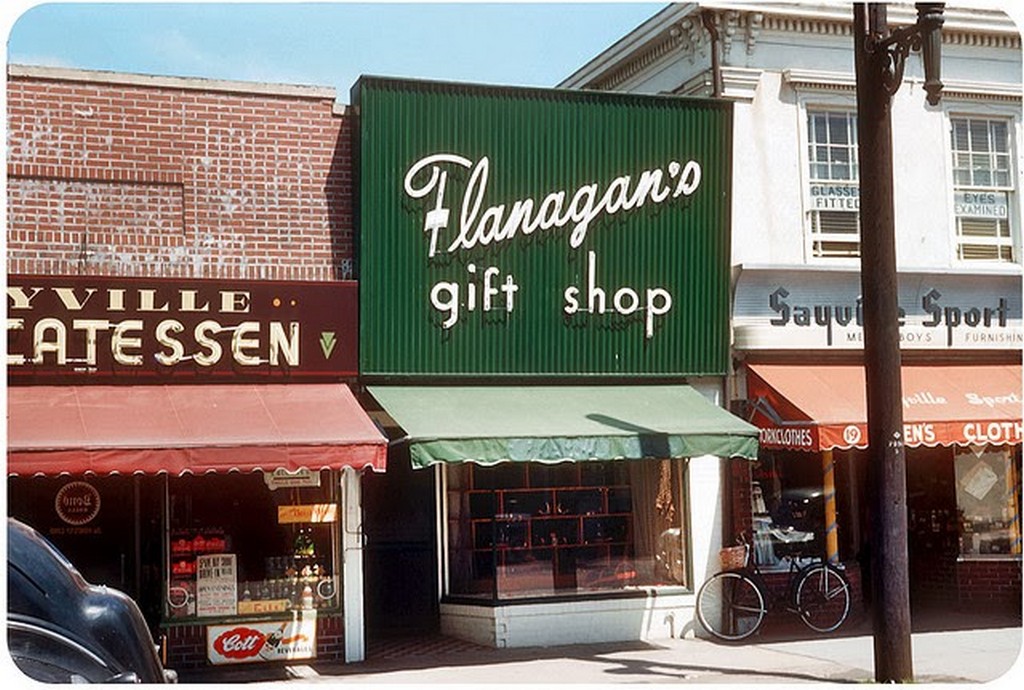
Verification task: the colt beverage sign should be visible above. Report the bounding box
[354,77,733,377]
[6,275,358,382]
[207,618,317,665]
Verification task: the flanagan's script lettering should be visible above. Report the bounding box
[404,154,703,258]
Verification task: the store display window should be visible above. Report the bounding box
[751,452,825,569]
[165,471,340,620]
[445,459,689,601]
[955,446,1022,558]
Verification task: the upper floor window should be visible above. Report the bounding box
[806,110,860,259]
[950,117,1015,263]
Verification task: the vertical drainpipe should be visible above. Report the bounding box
[701,9,724,98]
[341,466,366,663]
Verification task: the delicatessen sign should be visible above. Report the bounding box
[6,276,357,382]
[356,77,733,377]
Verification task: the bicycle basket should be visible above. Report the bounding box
[719,545,748,570]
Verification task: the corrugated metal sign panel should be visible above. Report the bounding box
[354,77,733,378]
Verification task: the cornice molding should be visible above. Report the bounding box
[7,64,338,101]
[672,67,762,101]
[937,78,1023,102]
[571,4,1020,92]
[783,68,1022,103]
[591,32,684,91]
[761,12,1020,49]
[783,69,857,93]
[722,67,764,101]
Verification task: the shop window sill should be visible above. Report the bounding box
[442,584,693,607]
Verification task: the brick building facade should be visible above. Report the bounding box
[6,64,353,281]
[6,65,374,669]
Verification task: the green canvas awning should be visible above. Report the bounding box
[367,385,759,468]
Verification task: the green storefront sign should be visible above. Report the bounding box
[354,77,733,378]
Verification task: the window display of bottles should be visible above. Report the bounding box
[237,555,337,612]
[166,472,343,621]
[166,525,339,618]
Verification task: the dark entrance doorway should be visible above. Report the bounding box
[362,444,439,638]
[905,447,959,612]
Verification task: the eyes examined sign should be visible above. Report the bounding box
[354,77,733,378]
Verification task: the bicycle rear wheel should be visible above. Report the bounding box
[794,563,851,633]
[695,571,766,642]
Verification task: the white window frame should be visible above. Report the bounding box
[944,107,1022,266]
[795,90,862,266]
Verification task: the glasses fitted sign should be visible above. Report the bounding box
[356,77,733,377]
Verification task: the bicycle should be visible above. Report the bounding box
[695,535,851,642]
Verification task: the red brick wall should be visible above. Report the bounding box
[728,457,754,543]
[760,562,866,630]
[162,623,206,670]
[6,67,352,280]
[957,559,1022,611]
[163,616,345,670]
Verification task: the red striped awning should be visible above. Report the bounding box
[747,364,1023,452]
[6,384,387,476]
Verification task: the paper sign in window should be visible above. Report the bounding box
[960,461,999,501]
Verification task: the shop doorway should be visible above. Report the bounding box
[362,444,439,638]
[906,448,959,613]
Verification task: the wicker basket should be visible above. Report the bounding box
[719,545,748,570]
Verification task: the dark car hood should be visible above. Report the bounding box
[7,518,168,683]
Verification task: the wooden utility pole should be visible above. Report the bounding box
[852,3,944,683]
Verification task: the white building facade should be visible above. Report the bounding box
[564,2,1023,614]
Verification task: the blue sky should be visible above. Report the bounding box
[3,2,665,101]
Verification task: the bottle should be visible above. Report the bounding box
[259,621,289,661]
[301,585,314,610]
[294,528,315,557]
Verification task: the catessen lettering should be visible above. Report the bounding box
[6,318,299,369]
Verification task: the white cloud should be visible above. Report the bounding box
[146,28,217,72]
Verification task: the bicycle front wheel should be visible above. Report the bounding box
[696,571,766,642]
[794,563,851,633]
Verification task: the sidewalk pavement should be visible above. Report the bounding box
[178,611,1023,685]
